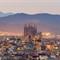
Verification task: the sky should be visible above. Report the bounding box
[0,0,60,14]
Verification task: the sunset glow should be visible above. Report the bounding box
[0,31,23,36]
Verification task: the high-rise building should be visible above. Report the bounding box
[24,23,37,37]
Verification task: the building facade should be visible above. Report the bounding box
[24,24,37,37]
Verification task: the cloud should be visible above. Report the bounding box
[0,0,60,14]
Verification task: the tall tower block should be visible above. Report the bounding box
[24,23,37,37]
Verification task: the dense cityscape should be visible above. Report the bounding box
[0,24,60,60]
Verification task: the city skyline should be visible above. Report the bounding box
[0,0,60,60]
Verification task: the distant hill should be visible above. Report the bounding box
[0,12,14,17]
[0,13,60,34]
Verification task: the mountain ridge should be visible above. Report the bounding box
[0,13,60,34]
